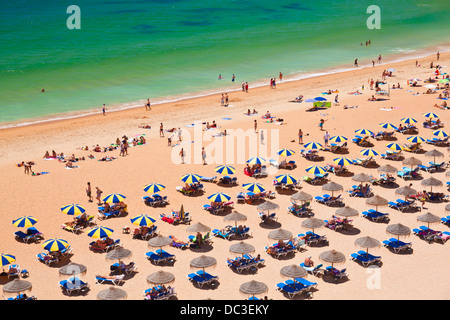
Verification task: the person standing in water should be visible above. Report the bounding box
[102,104,106,116]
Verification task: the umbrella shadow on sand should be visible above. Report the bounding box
[189,243,214,253]
[336,226,361,236]
[258,221,282,229]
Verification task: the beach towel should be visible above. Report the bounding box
[161,216,174,224]
[32,172,49,176]
[64,166,79,169]
[221,117,232,120]
[244,113,258,116]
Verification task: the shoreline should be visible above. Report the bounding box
[1,42,449,131]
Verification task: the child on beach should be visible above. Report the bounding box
[319,119,327,131]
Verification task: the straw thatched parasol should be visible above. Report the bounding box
[147,270,175,285]
[291,191,313,202]
[97,287,127,300]
[421,177,443,192]
[148,235,172,248]
[186,222,211,233]
[386,223,411,244]
[190,255,217,271]
[280,264,308,279]
[301,218,325,233]
[319,250,346,268]
[402,157,422,170]
[377,164,398,174]
[268,228,293,241]
[395,185,417,197]
[417,212,441,229]
[3,279,32,294]
[425,149,444,164]
[352,173,373,183]
[257,201,280,212]
[239,280,268,299]
[105,247,132,262]
[335,206,359,217]
[58,262,87,277]
[229,241,255,256]
[366,195,388,212]
[223,211,247,228]
[322,182,343,196]
[190,255,217,279]
[354,236,381,257]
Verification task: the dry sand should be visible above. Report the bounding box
[0,52,449,300]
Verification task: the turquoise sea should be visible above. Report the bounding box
[1,0,450,127]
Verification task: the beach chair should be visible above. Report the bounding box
[350,252,381,267]
[95,274,125,285]
[433,231,450,243]
[110,262,138,275]
[361,210,389,222]
[300,263,323,276]
[217,176,237,185]
[14,227,44,243]
[201,176,217,183]
[253,166,268,178]
[276,282,308,298]
[441,216,450,226]
[429,161,445,170]
[187,273,217,287]
[381,150,402,160]
[325,267,348,281]
[212,228,234,240]
[36,252,58,266]
[382,238,412,253]
[7,264,21,279]
[59,277,90,295]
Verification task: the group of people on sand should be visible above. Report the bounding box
[144,285,175,300]
[244,163,262,177]
[18,161,35,174]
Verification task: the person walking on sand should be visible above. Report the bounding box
[242,81,245,92]
[146,99,151,111]
[298,129,303,144]
[319,119,327,131]
[260,130,265,145]
[102,104,106,116]
[179,148,185,164]
[95,187,103,205]
[177,128,182,142]
[245,82,249,93]
[324,131,330,146]
[221,94,224,106]
[202,147,207,165]
[254,119,257,133]
[160,123,164,137]
[225,93,229,106]
[86,182,93,202]
[279,72,283,82]
[437,51,440,61]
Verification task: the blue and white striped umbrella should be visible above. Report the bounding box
[329,135,347,143]
[215,165,236,175]
[61,204,86,216]
[355,129,374,136]
[143,183,166,194]
[333,157,353,166]
[247,157,266,165]
[379,123,397,130]
[360,148,379,157]
[103,193,126,204]
[305,165,326,175]
[423,112,439,119]
[406,136,425,143]
[303,142,323,150]
[400,117,417,124]
[242,183,266,193]
[12,216,38,228]
[87,226,114,239]
[207,192,231,203]
[275,174,297,185]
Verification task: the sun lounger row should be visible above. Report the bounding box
[226,255,264,273]
[314,194,344,207]
[388,199,419,212]
[372,131,395,140]
[269,159,297,170]
[288,201,312,217]
[187,271,219,287]
[381,150,402,160]
[303,172,329,185]
[276,278,317,298]
[413,226,450,243]
[89,239,122,252]
[176,183,205,196]
[259,212,278,224]
[300,262,323,276]
[144,285,176,300]
[6,264,28,279]
[95,274,125,285]
[382,238,412,253]
[298,232,327,246]
[237,191,275,204]
[361,210,390,222]
[145,249,176,264]
[132,225,158,240]
[15,227,44,243]
[59,276,90,295]
[350,251,381,267]
[441,216,450,225]
[426,136,449,146]
[143,194,169,207]
[324,217,352,231]
[348,185,373,198]
[110,262,138,275]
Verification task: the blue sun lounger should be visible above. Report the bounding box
[300,262,323,276]
[15,227,44,243]
[276,282,308,298]
[59,277,90,295]
[350,252,381,267]
[95,274,124,285]
[382,238,412,253]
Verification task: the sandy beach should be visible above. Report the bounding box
[0,51,449,301]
